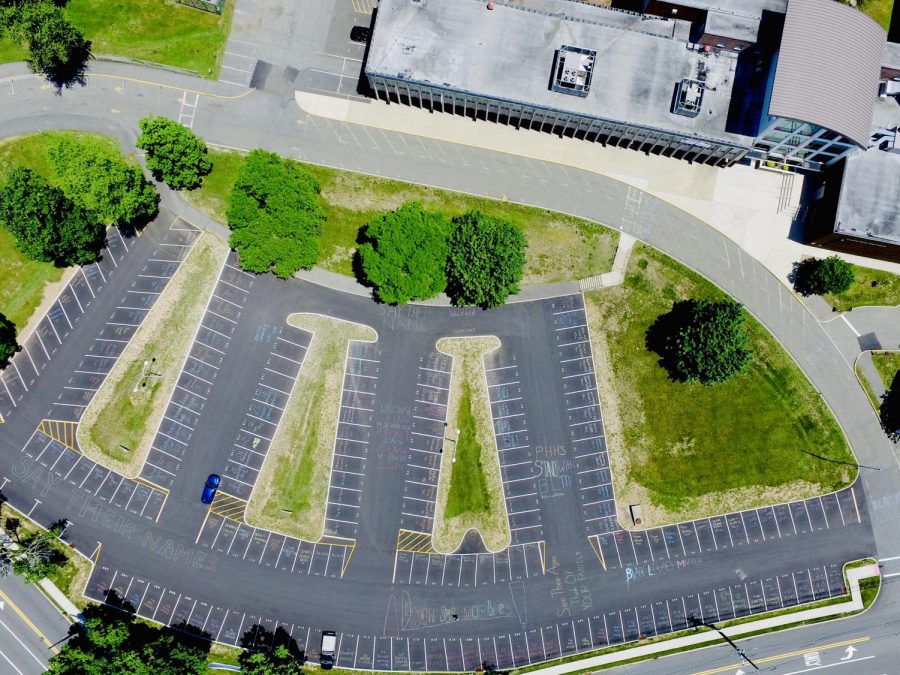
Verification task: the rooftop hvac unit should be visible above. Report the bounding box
[672,78,704,117]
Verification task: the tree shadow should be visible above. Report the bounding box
[645,299,693,382]
[239,624,305,663]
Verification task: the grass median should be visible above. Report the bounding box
[432,337,509,552]
[77,234,227,475]
[186,148,618,285]
[246,314,376,542]
[585,244,854,527]
[824,263,900,311]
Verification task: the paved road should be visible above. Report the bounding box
[0,0,899,670]
[0,575,72,674]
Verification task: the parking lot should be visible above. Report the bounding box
[590,487,865,573]
[0,217,197,422]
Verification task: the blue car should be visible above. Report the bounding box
[201,474,220,504]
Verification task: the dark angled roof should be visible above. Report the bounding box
[769,0,885,148]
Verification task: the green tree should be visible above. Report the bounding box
[0,167,104,265]
[0,312,18,370]
[239,644,304,675]
[11,525,66,584]
[227,149,325,278]
[2,1,91,85]
[358,201,451,304]
[47,135,158,228]
[793,256,855,296]
[882,371,900,442]
[647,298,751,385]
[137,116,212,190]
[445,210,527,308]
[47,604,209,675]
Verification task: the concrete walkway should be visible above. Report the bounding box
[580,233,636,291]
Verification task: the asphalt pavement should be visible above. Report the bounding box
[0,575,72,674]
[0,0,899,670]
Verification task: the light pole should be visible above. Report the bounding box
[133,357,160,393]
[688,616,759,670]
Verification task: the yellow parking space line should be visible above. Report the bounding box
[134,477,170,495]
[0,588,59,654]
[396,529,434,554]
[0,411,4,423]
[37,419,79,452]
[588,535,606,571]
[340,541,356,577]
[691,636,869,675]
[538,540,547,574]
[207,491,248,520]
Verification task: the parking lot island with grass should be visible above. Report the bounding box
[245,314,376,542]
[77,235,228,475]
[432,336,510,553]
[585,244,856,528]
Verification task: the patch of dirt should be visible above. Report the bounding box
[432,336,510,553]
[244,314,376,542]
[76,235,228,476]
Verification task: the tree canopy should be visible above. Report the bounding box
[358,201,451,304]
[47,134,159,229]
[0,312,18,371]
[882,371,900,442]
[47,602,208,675]
[10,523,66,584]
[646,298,751,385]
[0,167,105,266]
[793,256,855,296]
[445,210,527,309]
[137,116,212,190]
[227,150,325,278]
[0,0,91,86]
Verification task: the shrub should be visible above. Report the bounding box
[0,312,17,369]
[358,201,451,304]
[137,116,212,190]
[793,256,855,296]
[0,167,104,266]
[227,150,325,278]
[646,298,751,385]
[445,210,527,309]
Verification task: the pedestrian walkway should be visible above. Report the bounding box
[579,233,636,291]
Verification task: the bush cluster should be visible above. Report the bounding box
[137,116,212,191]
[793,256,855,296]
[358,202,527,308]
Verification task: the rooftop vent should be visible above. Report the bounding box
[672,78,704,117]
[550,45,596,98]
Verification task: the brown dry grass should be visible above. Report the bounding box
[432,336,510,552]
[245,314,376,542]
[76,235,228,476]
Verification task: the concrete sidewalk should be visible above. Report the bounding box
[295,91,900,287]
[526,563,880,675]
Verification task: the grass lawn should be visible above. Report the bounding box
[433,337,509,552]
[246,315,376,542]
[824,264,900,311]
[0,38,28,65]
[63,0,234,77]
[858,0,894,29]
[0,132,122,331]
[585,244,854,526]
[187,149,619,284]
[77,235,227,475]
[872,351,900,389]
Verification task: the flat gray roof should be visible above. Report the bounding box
[835,147,900,246]
[769,0,885,148]
[885,41,900,70]
[366,0,755,147]
[705,13,759,43]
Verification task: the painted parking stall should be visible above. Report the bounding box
[590,487,866,573]
[0,225,138,420]
[398,351,453,537]
[483,354,545,546]
[139,253,252,489]
[324,339,381,540]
